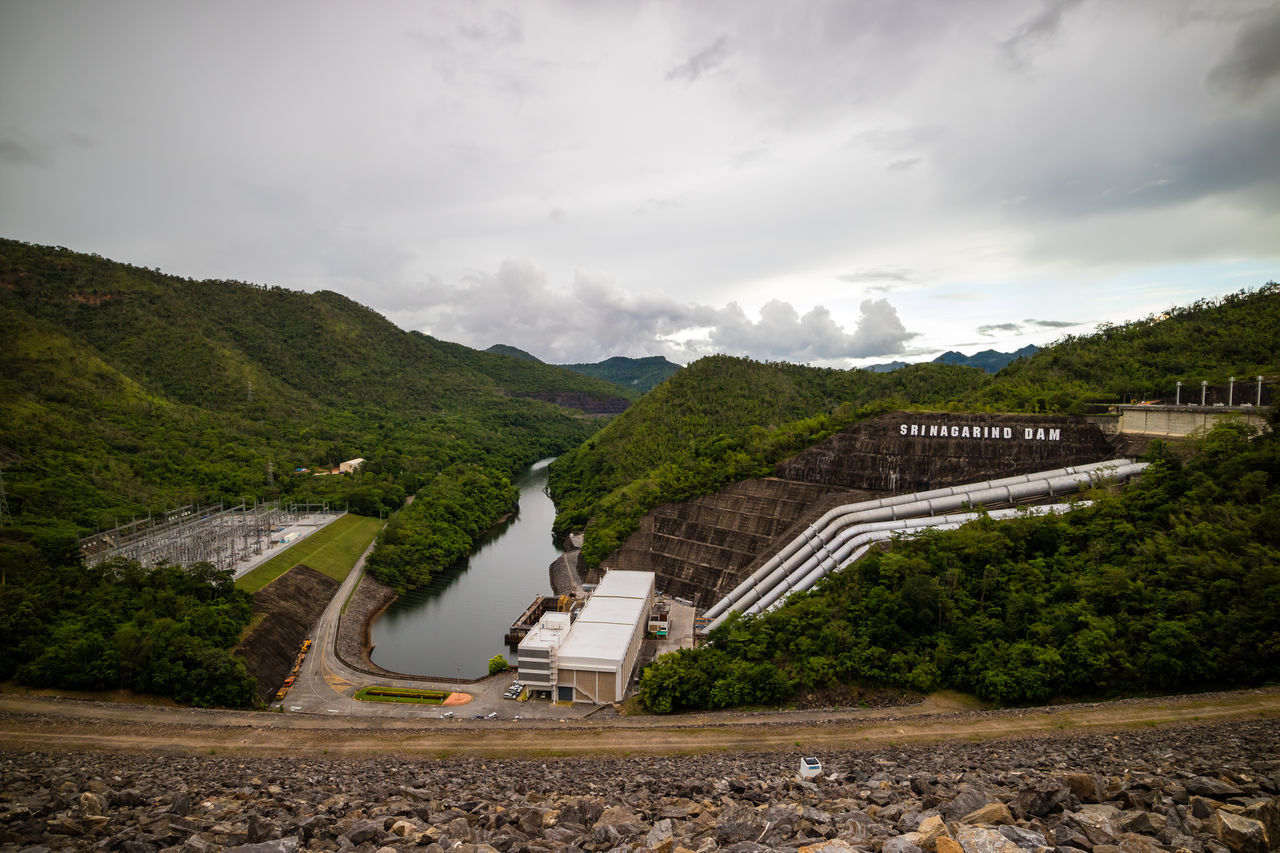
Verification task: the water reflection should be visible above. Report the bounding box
[368,458,564,678]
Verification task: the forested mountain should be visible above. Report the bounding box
[0,238,637,705]
[868,344,1039,374]
[550,284,1280,569]
[485,346,684,395]
[558,355,682,393]
[548,357,988,564]
[0,238,622,532]
[934,344,1038,373]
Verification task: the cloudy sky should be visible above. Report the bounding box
[2,1,1278,366]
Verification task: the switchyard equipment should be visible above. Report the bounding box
[80,502,341,572]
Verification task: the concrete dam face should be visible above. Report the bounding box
[597,412,1119,607]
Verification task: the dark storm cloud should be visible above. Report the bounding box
[0,136,50,166]
[977,322,1023,337]
[665,35,730,84]
[1000,0,1084,68]
[1208,4,1280,99]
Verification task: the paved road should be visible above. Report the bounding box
[280,541,597,723]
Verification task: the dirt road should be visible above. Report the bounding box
[2,686,1276,759]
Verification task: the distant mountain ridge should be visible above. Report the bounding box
[485,346,681,393]
[868,345,1039,374]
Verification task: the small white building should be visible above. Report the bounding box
[516,611,571,695]
[339,457,365,474]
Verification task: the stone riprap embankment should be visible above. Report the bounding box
[2,718,1278,853]
[335,574,398,678]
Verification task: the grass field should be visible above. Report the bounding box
[236,514,383,593]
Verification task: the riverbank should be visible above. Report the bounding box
[334,572,404,680]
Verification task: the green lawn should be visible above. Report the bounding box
[354,686,450,704]
[236,514,383,593]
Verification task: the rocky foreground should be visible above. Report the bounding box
[2,718,1278,853]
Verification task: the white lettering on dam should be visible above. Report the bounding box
[898,423,1062,441]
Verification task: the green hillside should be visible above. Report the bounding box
[0,238,623,531]
[977,284,1280,412]
[440,338,638,412]
[484,344,543,362]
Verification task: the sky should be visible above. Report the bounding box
[2,1,1278,367]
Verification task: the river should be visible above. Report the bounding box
[367,459,564,679]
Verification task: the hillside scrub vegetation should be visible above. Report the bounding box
[638,416,1280,713]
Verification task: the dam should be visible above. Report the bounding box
[595,411,1127,608]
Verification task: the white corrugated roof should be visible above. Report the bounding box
[593,570,655,600]
[556,621,635,670]
[577,595,644,626]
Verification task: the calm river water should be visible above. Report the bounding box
[368,459,564,679]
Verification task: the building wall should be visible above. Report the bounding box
[559,667,619,704]
[1118,405,1270,437]
[554,578,655,704]
[517,647,553,690]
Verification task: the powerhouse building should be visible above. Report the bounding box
[517,570,655,704]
